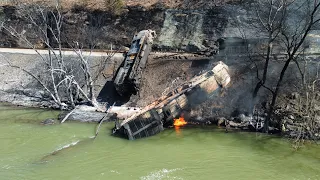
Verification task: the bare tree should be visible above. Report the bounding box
[252,0,289,99]
[0,2,110,110]
[248,0,320,132]
[264,0,320,132]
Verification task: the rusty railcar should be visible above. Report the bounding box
[112,61,231,140]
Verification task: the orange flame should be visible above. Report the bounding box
[173,117,187,126]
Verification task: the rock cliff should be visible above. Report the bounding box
[0,2,250,53]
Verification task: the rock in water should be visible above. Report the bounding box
[41,118,56,125]
[217,117,226,126]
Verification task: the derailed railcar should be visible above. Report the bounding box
[113,30,157,96]
[112,61,231,140]
[114,109,164,140]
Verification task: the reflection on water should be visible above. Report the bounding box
[0,104,319,180]
[174,126,182,137]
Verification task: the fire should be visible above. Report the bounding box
[173,117,187,126]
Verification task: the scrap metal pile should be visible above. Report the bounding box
[108,30,231,140]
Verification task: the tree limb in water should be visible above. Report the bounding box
[94,103,115,139]
[60,105,79,123]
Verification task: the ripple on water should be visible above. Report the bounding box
[140,168,184,180]
[54,140,80,152]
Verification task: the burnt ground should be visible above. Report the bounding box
[136,58,210,106]
[134,55,258,116]
[96,57,212,107]
[135,54,319,127]
[97,53,270,116]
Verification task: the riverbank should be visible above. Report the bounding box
[1,49,319,140]
[0,0,319,140]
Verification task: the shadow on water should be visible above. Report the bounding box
[0,107,59,124]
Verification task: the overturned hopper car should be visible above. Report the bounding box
[112,61,231,140]
[113,30,157,97]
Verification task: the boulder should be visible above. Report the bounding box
[217,117,226,126]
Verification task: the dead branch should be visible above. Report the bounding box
[1,3,110,110]
[60,105,79,123]
[94,102,115,139]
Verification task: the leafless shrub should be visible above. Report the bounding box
[0,3,113,110]
[239,0,320,132]
[291,61,320,144]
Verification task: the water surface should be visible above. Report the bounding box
[0,104,319,180]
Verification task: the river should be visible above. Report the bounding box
[0,104,319,180]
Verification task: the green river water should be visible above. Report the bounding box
[0,104,319,180]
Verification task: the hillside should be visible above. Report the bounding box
[0,0,242,10]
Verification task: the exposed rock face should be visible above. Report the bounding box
[1,2,320,53]
[0,4,240,52]
[0,5,166,49]
[157,10,206,51]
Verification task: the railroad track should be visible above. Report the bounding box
[0,47,212,60]
[150,51,212,60]
[0,48,319,61]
